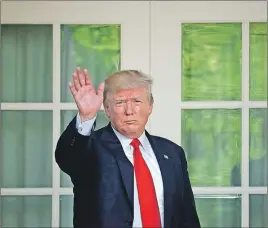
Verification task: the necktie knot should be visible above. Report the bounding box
[130,138,140,149]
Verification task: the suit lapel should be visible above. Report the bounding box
[100,124,134,213]
[146,132,175,228]
[113,145,134,212]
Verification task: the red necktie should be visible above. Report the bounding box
[130,138,162,228]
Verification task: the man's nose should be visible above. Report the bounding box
[125,102,134,115]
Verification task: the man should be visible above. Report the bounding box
[55,67,201,228]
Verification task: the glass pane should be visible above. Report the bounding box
[1,24,53,102]
[249,195,268,227]
[249,109,268,186]
[182,23,242,101]
[60,110,109,187]
[1,196,52,227]
[61,24,121,102]
[1,111,52,187]
[195,195,241,227]
[250,22,267,100]
[60,195,73,228]
[182,109,241,186]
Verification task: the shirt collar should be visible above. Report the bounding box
[111,126,148,151]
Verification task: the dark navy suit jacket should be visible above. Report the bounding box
[55,117,201,228]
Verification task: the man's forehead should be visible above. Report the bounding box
[114,88,146,97]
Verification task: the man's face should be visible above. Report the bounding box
[104,88,153,138]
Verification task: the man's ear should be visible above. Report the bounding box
[104,105,111,119]
[148,103,153,115]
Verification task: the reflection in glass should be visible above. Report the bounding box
[250,22,267,100]
[249,195,268,227]
[60,195,73,228]
[1,196,52,227]
[61,24,121,102]
[182,23,242,101]
[1,111,52,187]
[1,24,53,102]
[195,195,241,227]
[249,109,267,186]
[60,110,109,187]
[181,109,241,186]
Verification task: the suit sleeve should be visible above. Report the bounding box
[179,147,201,228]
[54,115,96,177]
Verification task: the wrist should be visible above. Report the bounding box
[79,113,96,122]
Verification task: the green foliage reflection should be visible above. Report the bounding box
[182,23,242,101]
[249,109,268,186]
[195,195,241,227]
[250,22,267,100]
[61,24,120,102]
[182,109,242,186]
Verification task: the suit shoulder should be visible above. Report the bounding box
[150,135,188,164]
[151,135,184,151]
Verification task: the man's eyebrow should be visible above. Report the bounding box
[115,96,142,101]
[114,99,126,103]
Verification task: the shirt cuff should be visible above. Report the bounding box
[76,113,96,136]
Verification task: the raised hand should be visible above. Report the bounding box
[69,67,104,122]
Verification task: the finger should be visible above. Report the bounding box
[76,67,85,86]
[97,82,105,97]
[84,69,92,86]
[73,73,81,91]
[69,82,77,97]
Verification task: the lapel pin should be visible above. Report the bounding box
[163,154,169,159]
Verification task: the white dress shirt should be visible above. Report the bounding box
[76,114,164,227]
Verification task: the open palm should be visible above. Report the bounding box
[69,67,104,121]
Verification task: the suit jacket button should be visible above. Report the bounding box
[124,220,132,226]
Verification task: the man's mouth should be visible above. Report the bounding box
[125,120,137,124]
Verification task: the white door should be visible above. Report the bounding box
[1,1,150,227]
[150,1,267,227]
[1,1,267,227]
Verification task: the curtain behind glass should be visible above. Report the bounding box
[1,24,53,102]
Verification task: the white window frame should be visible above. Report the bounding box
[150,1,267,227]
[1,1,267,227]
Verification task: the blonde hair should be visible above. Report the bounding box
[103,70,154,106]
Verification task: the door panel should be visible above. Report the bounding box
[150,2,267,227]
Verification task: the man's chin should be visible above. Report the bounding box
[124,124,138,130]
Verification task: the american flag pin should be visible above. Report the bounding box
[163,154,169,159]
